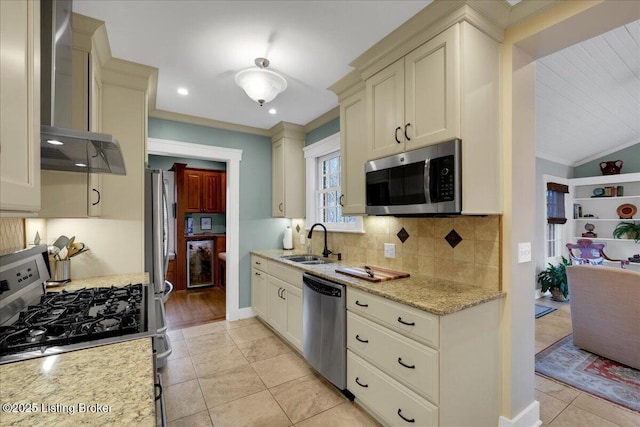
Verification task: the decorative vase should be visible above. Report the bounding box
[551,288,569,302]
[599,160,623,175]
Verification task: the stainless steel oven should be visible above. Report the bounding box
[365,138,461,216]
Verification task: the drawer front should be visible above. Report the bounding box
[347,288,439,348]
[348,350,438,427]
[251,255,268,273]
[347,311,439,403]
[269,261,302,288]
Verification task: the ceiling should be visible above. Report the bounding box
[73,1,638,166]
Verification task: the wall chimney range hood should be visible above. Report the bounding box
[40,0,126,175]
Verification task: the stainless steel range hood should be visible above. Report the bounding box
[40,0,126,175]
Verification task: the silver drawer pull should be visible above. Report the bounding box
[397,317,415,326]
[397,357,415,369]
[355,377,368,388]
[355,300,368,307]
[355,334,369,343]
[397,409,415,423]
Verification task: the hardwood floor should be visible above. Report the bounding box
[165,286,226,330]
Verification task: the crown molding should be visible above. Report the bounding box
[72,13,102,52]
[269,122,306,142]
[304,107,339,134]
[328,69,365,100]
[149,109,271,137]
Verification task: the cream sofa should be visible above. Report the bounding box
[566,265,640,369]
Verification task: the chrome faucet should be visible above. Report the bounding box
[307,223,332,258]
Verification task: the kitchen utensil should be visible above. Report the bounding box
[50,259,71,282]
[63,236,75,260]
[69,248,90,258]
[58,247,68,260]
[67,242,86,258]
[364,265,375,278]
[52,235,70,250]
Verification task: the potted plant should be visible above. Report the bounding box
[537,256,570,301]
[613,221,640,243]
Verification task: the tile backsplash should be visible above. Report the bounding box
[291,216,501,291]
[0,218,25,255]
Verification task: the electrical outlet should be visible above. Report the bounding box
[384,243,396,259]
[299,234,305,245]
[518,242,532,263]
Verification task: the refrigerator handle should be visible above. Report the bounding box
[152,171,166,294]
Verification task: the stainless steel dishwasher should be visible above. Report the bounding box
[302,273,346,390]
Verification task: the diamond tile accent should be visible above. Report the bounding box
[295,224,300,233]
[397,227,410,243]
[445,229,463,248]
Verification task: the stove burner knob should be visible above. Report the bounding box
[0,279,9,294]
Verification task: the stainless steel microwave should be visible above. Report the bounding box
[365,139,461,216]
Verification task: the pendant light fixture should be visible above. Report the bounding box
[235,58,287,106]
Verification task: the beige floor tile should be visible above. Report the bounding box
[191,346,249,378]
[295,402,382,427]
[535,375,580,404]
[251,352,313,388]
[270,374,346,423]
[167,329,184,342]
[236,335,292,363]
[167,410,213,427]
[167,338,189,361]
[181,321,227,338]
[185,330,235,355]
[165,379,207,422]
[571,393,640,427]
[548,405,619,427]
[162,355,197,386]
[228,323,274,344]
[199,364,266,408]
[208,390,292,427]
[535,390,570,425]
[225,317,262,330]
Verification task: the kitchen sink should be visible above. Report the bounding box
[280,255,334,265]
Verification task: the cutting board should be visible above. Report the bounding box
[335,265,410,282]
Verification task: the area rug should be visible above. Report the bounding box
[534,304,556,319]
[535,334,640,412]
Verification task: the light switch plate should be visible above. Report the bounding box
[518,242,532,263]
[384,243,396,258]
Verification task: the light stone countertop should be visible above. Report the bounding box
[252,249,504,316]
[0,273,155,426]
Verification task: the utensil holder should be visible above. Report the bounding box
[51,259,71,282]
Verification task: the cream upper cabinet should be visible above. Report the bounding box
[271,124,305,218]
[364,22,501,214]
[340,89,367,215]
[0,0,41,214]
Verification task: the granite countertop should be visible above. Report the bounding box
[0,338,155,426]
[0,273,156,426]
[252,249,504,316]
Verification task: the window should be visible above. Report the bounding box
[546,223,562,259]
[304,134,363,233]
[544,180,569,263]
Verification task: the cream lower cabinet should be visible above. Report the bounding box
[251,255,303,351]
[0,0,40,214]
[347,287,500,427]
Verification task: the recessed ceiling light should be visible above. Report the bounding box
[177,87,189,96]
[268,108,277,115]
[47,139,64,145]
[75,163,87,168]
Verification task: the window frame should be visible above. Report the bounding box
[543,175,569,265]
[303,133,363,233]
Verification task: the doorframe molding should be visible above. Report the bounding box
[148,137,244,321]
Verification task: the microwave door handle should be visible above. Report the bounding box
[424,159,431,203]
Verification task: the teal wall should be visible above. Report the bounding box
[573,143,640,177]
[148,118,290,308]
[305,117,339,146]
[148,154,226,171]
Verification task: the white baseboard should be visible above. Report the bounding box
[499,401,542,427]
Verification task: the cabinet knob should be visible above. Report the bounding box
[395,126,402,144]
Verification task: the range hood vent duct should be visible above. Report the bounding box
[40,0,126,175]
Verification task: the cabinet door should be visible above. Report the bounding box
[88,173,102,216]
[185,170,203,212]
[283,282,303,351]
[267,276,287,333]
[251,268,267,319]
[366,59,405,160]
[340,89,367,215]
[39,171,88,217]
[272,139,285,217]
[405,25,460,151]
[202,171,222,213]
[0,0,40,213]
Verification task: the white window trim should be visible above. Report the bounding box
[543,174,569,265]
[303,133,364,233]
